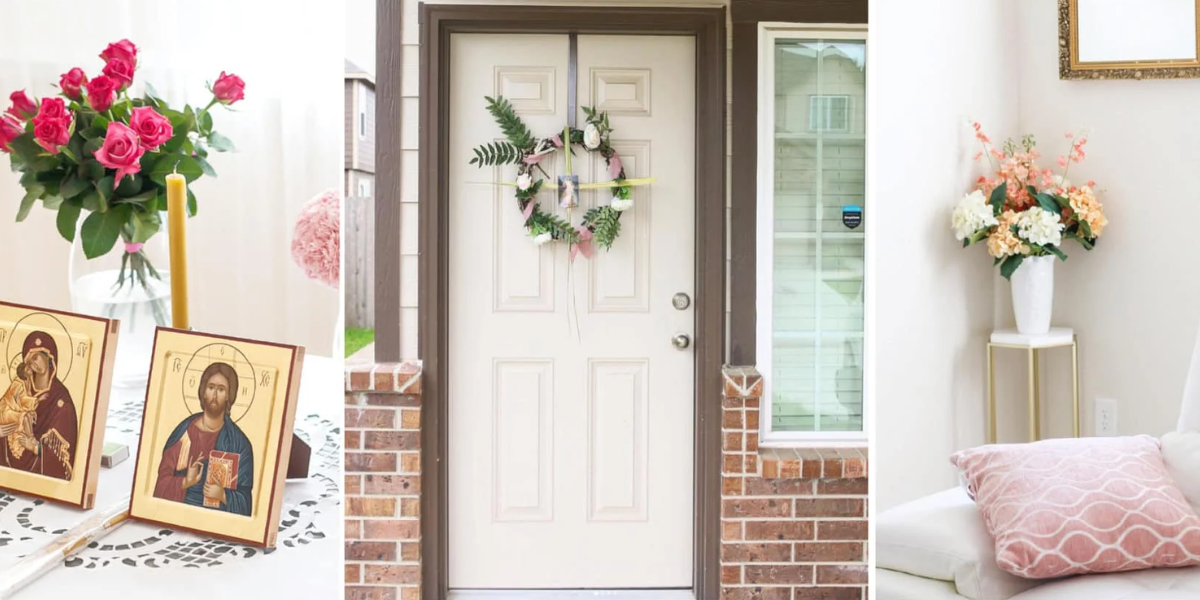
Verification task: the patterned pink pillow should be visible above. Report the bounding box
[951,435,1200,579]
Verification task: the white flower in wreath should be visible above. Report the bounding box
[516,172,533,191]
[583,123,602,150]
[610,197,634,212]
[532,231,553,245]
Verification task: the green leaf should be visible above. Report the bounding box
[80,191,103,212]
[84,137,103,156]
[1078,218,1093,239]
[131,209,162,243]
[79,205,132,259]
[92,115,110,130]
[163,130,189,153]
[999,254,1025,280]
[988,182,1007,215]
[118,189,158,206]
[115,174,144,197]
[144,81,161,101]
[1036,193,1058,215]
[59,175,90,199]
[57,198,82,241]
[195,155,216,177]
[1046,244,1068,261]
[200,111,213,134]
[41,195,64,210]
[95,176,115,206]
[993,256,1003,267]
[16,184,44,221]
[187,188,197,217]
[147,154,203,184]
[208,131,235,152]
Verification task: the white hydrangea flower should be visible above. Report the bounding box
[516,173,533,191]
[583,123,602,150]
[532,231,553,245]
[1016,207,1064,247]
[951,190,999,241]
[610,197,634,212]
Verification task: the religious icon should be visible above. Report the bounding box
[558,174,580,209]
[0,301,119,508]
[129,328,305,548]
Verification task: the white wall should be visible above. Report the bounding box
[346,0,377,76]
[0,0,343,356]
[873,0,1018,510]
[1013,0,1200,441]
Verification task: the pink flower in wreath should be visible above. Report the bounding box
[291,189,340,288]
[129,106,173,150]
[94,121,146,188]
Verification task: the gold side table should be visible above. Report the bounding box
[987,328,1080,444]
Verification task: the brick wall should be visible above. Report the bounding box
[345,362,423,600]
[721,366,869,600]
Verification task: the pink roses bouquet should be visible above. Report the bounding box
[0,39,244,289]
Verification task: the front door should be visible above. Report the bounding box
[448,33,697,591]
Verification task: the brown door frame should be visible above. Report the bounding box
[414,4,726,599]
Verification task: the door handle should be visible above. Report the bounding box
[672,333,691,350]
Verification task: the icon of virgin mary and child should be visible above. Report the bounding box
[0,331,78,480]
[153,362,255,516]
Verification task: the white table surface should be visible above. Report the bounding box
[0,355,343,598]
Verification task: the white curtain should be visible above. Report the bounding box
[0,0,343,356]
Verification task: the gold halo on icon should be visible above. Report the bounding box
[6,312,76,385]
[180,343,257,423]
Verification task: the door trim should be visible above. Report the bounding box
[416,4,726,599]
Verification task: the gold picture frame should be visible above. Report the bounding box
[0,301,119,509]
[1060,0,1200,79]
[127,327,304,548]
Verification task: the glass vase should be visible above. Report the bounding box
[68,213,173,389]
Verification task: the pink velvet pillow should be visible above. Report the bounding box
[951,435,1200,579]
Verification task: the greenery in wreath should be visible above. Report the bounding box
[469,96,633,252]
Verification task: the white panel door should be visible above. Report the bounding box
[448,33,696,590]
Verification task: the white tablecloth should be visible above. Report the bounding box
[0,355,343,598]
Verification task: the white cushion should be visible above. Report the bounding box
[877,487,1041,600]
[1161,431,1200,515]
[877,567,966,600]
[1008,566,1200,599]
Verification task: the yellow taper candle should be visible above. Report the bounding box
[165,172,190,330]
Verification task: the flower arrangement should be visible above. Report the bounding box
[291,189,340,288]
[951,122,1108,279]
[0,39,244,292]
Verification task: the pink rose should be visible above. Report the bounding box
[94,122,145,188]
[99,39,138,69]
[34,119,70,154]
[0,116,23,153]
[129,106,173,151]
[212,72,245,105]
[32,98,70,127]
[6,91,37,121]
[103,57,135,90]
[59,68,88,100]
[86,76,118,112]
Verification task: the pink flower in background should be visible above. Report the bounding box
[32,98,70,126]
[59,68,88,100]
[100,39,138,69]
[86,76,117,112]
[291,189,340,288]
[33,119,70,154]
[103,57,135,89]
[6,91,37,120]
[212,72,245,105]
[129,106,173,150]
[93,122,146,187]
[0,116,23,152]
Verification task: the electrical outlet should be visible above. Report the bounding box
[1095,398,1117,436]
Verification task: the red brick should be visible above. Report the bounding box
[744,564,814,584]
[720,586,790,600]
[365,475,421,495]
[346,474,363,494]
[745,397,759,408]
[364,564,421,584]
[345,430,362,449]
[720,542,791,562]
[722,521,742,541]
[399,452,421,474]
[793,588,862,600]
[795,498,863,518]
[347,408,396,429]
[721,565,741,584]
[374,369,398,392]
[745,409,759,430]
[345,563,362,583]
[724,498,791,518]
[723,476,743,496]
[400,541,420,561]
[346,519,362,540]
[818,520,867,540]
[744,454,758,474]
[347,497,396,517]
[724,454,743,474]
[400,497,421,517]
[818,478,868,495]
[724,432,743,451]
[365,431,421,450]
[745,478,814,496]
[346,586,397,600]
[723,396,744,409]
[347,452,397,473]
[400,587,421,600]
[817,565,868,585]
[365,393,421,407]
[346,541,396,562]
[745,520,814,541]
[746,432,759,452]
[348,371,372,391]
[822,458,844,478]
[723,410,744,429]
[400,408,421,429]
[794,541,863,562]
[364,519,420,540]
[801,458,821,479]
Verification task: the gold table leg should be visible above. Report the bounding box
[988,343,997,444]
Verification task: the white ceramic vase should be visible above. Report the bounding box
[1010,254,1054,335]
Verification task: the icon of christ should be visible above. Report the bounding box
[153,362,254,516]
[0,331,78,480]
